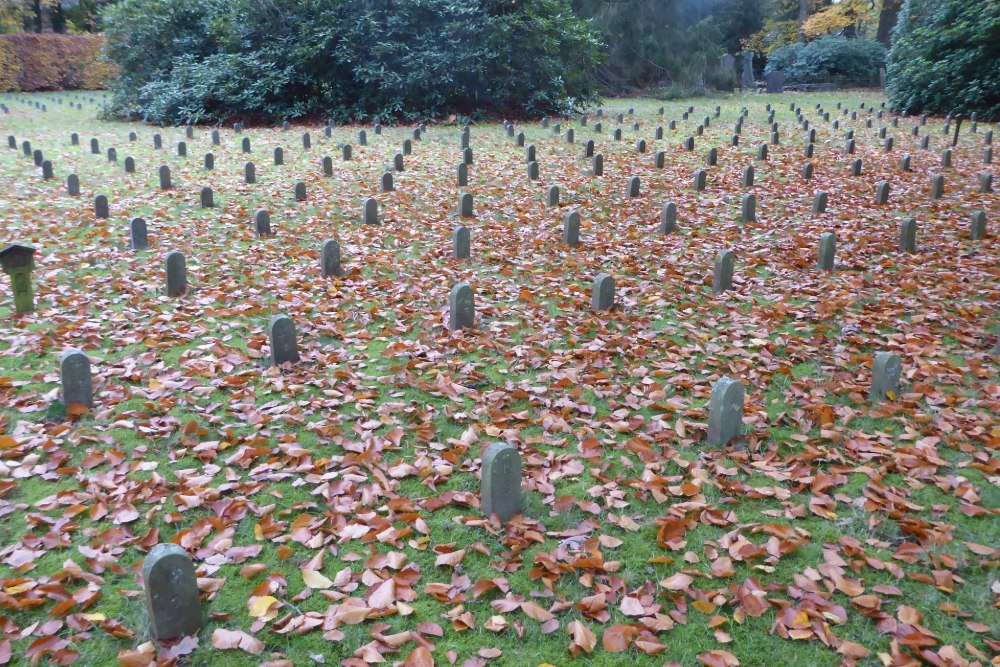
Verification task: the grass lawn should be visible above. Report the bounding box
[0,89,997,667]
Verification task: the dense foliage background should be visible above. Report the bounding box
[886,0,1000,121]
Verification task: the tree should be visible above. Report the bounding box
[875,0,901,46]
[886,0,1000,120]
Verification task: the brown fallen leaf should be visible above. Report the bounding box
[211,628,265,655]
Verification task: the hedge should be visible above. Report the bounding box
[0,34,119,92]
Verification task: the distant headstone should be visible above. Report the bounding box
[0,244,36,314]
[124,156,135,173]
[546,185,560,207]
[70,133,79,146]
[463,147,473,165]
[592,155,603,177]
[204,153,214,171]
[870,352,901,402]
[302,133,311,149]
[802,163,813,180]
[130,217,149,250]
[358,130,367,146]
[449,283,474,331]
[273,147,283,165]
[456,163,468,187]
[899,218,916,253]
[742,165,754,188]
[900,155,911,172]
[343,144,352,160]
[850,158,862,176]
[393,153,404,172]
[321,240,341,277]
[211,130,220,146]
[694,169,708,191]
[980,174,993,193]
[528,160,539,180]
[322,156,333,176]
[60,350,94,409]
[381,172,393,191]
[90,138,99,154]
[254,209,271,238]
[241,137,251,153]
[94,194,109,219]
[177,141,186,157]
[165,252,186,296]
[941,149,952,168]
[591,273,615,311]
[706,377,744,447]
[525,145,536,163]
[813,190,828,215]
[269,315,300,365]
[452,226,471,260]
[153,134,162,149]
[712,249,735,294]
[185,125,194,139]
[765,71,785,93]
[480,443,521,522]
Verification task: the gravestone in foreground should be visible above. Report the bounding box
[562,210,580,247]
[870,352,901,402]
[94,195,109,219]
[255,210,271,238]
[143,544,202,641]
[713,250,735,294]
[269,315,300,366]
[363,198,378,225]
[817,232,836,271]
[591,273,615,311]
[449,283,474,331]
[480,443,522,523]
[707,376,744,447]
[660,202,677,234]
[130,217,149,251]
[322,240,341,277]
[165,252,186,297]
[60,349,93,408]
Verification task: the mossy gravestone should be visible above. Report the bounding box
[143,544,202,641]
[0,244,37,314]
[322,240,341,278]
[591,273,615,311]
[449,283,474,331]
[481,443,522,523]
[60,349,93,409]
[706,377,744,447]
[269,315,300,366]
[870,352,901,403]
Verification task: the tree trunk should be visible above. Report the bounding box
[876,0,901,47]
[798,0,809,43]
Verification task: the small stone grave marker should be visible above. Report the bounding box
[322,240,341,277]
[660,202,677,234]
[480,443,521,522]
[707,376,744,447]
[900,218,916,253]
[363,197,378,225]
[562,210,580,246]
[269,315,300,365]
[741,193,755,223]
[713,249,735,294]
[94,194,109,219]
[159,165,171,190]
[817,232,836,270]
[200,187,214,208]
[452,226,471,259]
[970,211,986,240]
[449,283,474,331]
[165,252,186,296]
[870,352,901,402]
[67,174,79,196]
[591,273,614,311]
[130,217,149,250]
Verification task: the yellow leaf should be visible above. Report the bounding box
[249,595,279,619]
[302,569,333,590]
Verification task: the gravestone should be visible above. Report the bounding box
[363,197,378,225]
[562,210,580,247]
[202,152,214,170]
[342,144,352,161]
[269,315,300,365]
[200,187,214,208]
[463,147,473,165]
[875,181,890,205]
[813,190,828,215]
[393,153,404,172]
[59,349,93,408]
[660,202,677,234]
[90,138,99,154]
[458,192,474,218]
[985,147,992,164]
[528,161,539,180]
[684,137,694,151]
[980,174,992,193]
[0,244,37,314]
[130,217,149,250]
[654,151,665,168]
[591,273,615,311]
[107,147,118,163]
[655,126,663,140]
[845,139,856,155]
[22,141,30,157]
[302,133,311,149]
[546,185,560,207]
[870,352,901,402]
[449,283,474,331]
[457,163,468,187]
[71,133,79,146]
[255,210,271,238]
[741,193,756,223]
[124,156,135,173]
[94,195,109,219]
[185,125,194,139]
[817,232,836,270]
[177,141,186,157]
[765,71,785,93]
[165,252,187,296]
[850,159,862,176]
[452,226,471,260]
[694,169,707,191]
[241,137,251,153]
[381,172,393,192]
[525,145,536,163]
[757,144,768,161]
[67,174,79,196]
[706,376,744,447]
[244,162,256,184]
[900,155,911,172]
[900,218,916,253]
[274,147,283,165]
[742,165,754,188]
[614,129,623,141]
[480,443,521,522]
[516,132,525,147]
[7,135,15,149]
[294,182,307,201]
[359,130,367,146]
[713,249,735,294]
[802,163,813,180]
[142,544,202,641]
[41,160,53,180]
[403,139,412,155]
[740,54,754,89]
[212,130,220,146]
[152,134,161,149]
[970,211,986,240]
[592,155,603,177]
[941,149,952,168]
[930,174,944,199]
[322,240,341,277]
[566,129,574,144]
[322,156,333,176]
[626,176,640,198]
[584,140,595,159]
[159,165,171,190]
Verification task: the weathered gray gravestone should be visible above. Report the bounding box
[322,156,332,176]
[813,191,828,215]
[765,71,784,93]
[741,54,754,88]
[41,160,53,180]
[152,134,162,148]
[273,147,283,165]
[930,175,944,199]
[817,232,836,271]
[67,174,79,196]
[255,210,271,238]
[130,217,149,251]
[525,145,536,162]
[900,155,911,172]
[452,226,471,260]
[562,210,580,246]
[970,211,987,240]
[381,172,393,192]
[363,197,378,225]
[626,176,640,198]
[90,138,99,154]
[458,192,474,218]
[60,349,93,408]
[449,283,474,331]
[592,155,603,177]
[463,147,473,165]
[200,187,213,208]
[547,186,559,207]
[757,144,768,161]
[457,163,468,187]
[591,273,615,311]
[294,182,307,201]
[741,193,756,223]
[742,165,754,188]
[394,153,404,172]
[980,174,993,193]
[343,144,352,161]
[241,137,251,153]
[899,218,916,253]
[654,151,665,168]
[636,139,646,153]
[302,133,311,149]
[528,161,539,180]
[870,352,901,402]
[212,130,220,146]
[875,181,890,205]
[244,162,256,184]
[70,133,78,146]
[322,240,341,277]
[802,163,813,180]
[480,443,521,522]
[177,141,186,157]
[941,149,952,168]
[269,315,300,366]
[694,169,708,191]
[706,376,744,447]
[165,252,186,297]
[713,250,735,294]
[143,544,202,641]
[850,158,862,176]
[660,202,677,234]
[94,195,109,219]
[159,165,171,190]
[358,130,367,147]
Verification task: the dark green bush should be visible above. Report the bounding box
[765,37,886,85]
[101,0,603,124]
[887,0,1000,120]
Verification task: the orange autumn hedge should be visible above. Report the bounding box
[0,34,119,92]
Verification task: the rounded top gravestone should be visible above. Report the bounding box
[142,544,202,641]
